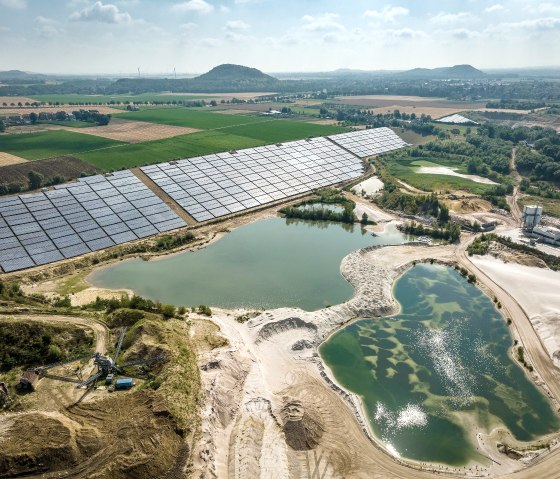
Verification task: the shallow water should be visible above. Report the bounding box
[320,264,560,465]
[89,218,406,311]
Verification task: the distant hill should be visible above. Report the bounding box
[195,64,278,83]
[398,64,486,79]
[0,70,46,80]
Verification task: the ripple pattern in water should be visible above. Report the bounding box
[320,264,560,465]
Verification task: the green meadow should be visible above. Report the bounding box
[113,107,269,129]
[78,117,345,170]
[0,130,124,161]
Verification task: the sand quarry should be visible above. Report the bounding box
[4,195,560,478]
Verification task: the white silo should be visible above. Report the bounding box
[522,205,543,229]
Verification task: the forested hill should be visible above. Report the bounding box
[398,64,486,79]
[195,64,277,82]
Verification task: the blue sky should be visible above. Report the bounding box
[0,0,559,74]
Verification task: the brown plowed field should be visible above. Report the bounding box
[55,118,200,143]
[0,155,97,185]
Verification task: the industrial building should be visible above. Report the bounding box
[532,226,560,246]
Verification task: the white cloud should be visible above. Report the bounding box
[70,1,133,24]
[486,16,560,35]
[301,13,344,32]
[364,5,409,23]
[200,37,219,47]
[219,4,230,13]
[485,4,505,13]
[35,16,63,38]
[172,0,214,14]
[430,12,474,24]
[0,0,26,9]
[536,2,560,14]
[180,22,198,33]
[224,20,250,32]
[383,28,426,39]
[448,28,480,39]
[0,26,11,32]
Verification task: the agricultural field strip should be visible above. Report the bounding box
[0,170,186,273]
[141,128,407,222]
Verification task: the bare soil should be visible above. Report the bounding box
[0,155,98,186]
[53,118,200,143]
[0,152,27,166]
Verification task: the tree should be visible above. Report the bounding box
[29,112,38,124]
[28,170,44,190]
[438,204,450,224]
[210,100,217,107]
[361,212,369,225]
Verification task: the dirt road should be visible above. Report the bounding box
[506,148,522,226]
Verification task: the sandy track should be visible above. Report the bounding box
[0,151,27,166]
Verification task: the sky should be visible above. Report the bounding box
[0,0,559,75]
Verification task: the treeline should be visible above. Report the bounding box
[279,188,356,224]
[71,109,111,125]
[486,99,546,110]
[2,76,560,100]
[401,221,461,243]
[376,187,449,220]
[280,204,355,223]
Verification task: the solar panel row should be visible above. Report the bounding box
[141,137,364,222]
[328,127,408,158]
[0,170,186,272]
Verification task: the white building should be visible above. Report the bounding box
[533,226,560,246]
[522,205,543,229]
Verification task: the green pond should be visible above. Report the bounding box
[320,264,560,465]
[89,217,406,311]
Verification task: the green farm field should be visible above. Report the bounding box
[78,118,346,170]
[0,130,124,160]
[113,107,269,129]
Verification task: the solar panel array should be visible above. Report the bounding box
[328,127,408,158]
[0,170,186,272]
[436,114,478,125]
[141,137,363,222]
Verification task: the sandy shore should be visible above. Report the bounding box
[471,255,560,367]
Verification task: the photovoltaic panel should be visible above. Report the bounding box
[328,127,408,158]
[0,172,186,272]
[140,134,373,223]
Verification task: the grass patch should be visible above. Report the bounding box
[55,270,90,296]
[78,130,268,170]
[0,130,124,160]
[389,127,436,146]
[114,107,268,129]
